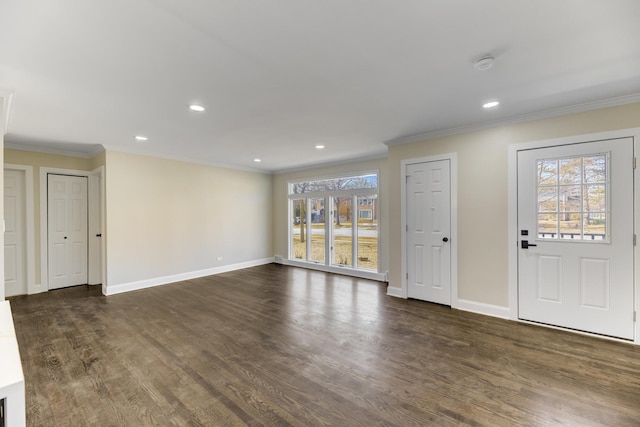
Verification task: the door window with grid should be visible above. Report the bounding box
[536,153,609,241]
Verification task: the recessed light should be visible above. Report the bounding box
[135,135,148,141]
[315,145,325,150]
[483,101,500,109]
[189,104,205,112]
[253,158,262,163]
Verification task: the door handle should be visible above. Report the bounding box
[521,240,537,249]
[64,236,67,240]
[442,237,449,242]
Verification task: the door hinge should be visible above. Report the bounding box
[406,272,409,280]
[406,224,408,232]
[634,234,637,246]
[634,311,636,322]
[634,157,637,169]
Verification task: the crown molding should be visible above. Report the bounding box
[100,144,271,175]
[384,92,640,147]
[7,138,387,175]
[87,144,106,157]
[4,141,103,158]
[5,139,267,173]
[101,145,388,175]
[272,151,387,174]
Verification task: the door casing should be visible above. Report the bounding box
[508,127,640,344]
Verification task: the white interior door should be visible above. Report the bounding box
[4,169,27,297]
[48,174,88,290]
[517,138,634,340]
[407,160,451,305]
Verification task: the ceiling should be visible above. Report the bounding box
[1,1,639,173]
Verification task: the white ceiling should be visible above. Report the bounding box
[1,1,639,173]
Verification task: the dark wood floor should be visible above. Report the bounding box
[9,264,640,426]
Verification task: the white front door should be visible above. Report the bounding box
[407,160,451,305]
[517,138,634,340]
[48,174,88,290]
[4,169,27,297]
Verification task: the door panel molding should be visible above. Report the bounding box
[47,173,88,289]
[508,127,640,344]
[4,169,26,296]
[4,164,36,295]
[397,153,458,306]
[406,160,451,304]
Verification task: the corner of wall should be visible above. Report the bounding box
[386,286,405,298]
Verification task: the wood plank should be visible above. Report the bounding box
[9,264,640,426]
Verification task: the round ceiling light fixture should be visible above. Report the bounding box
[253,158,262,163]
[189,104,205,112]
[315,144,325,150]
[483,100,500,109]
[474,56,495,72]
[134,135,148,141]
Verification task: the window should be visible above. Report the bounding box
[358,209,372,219]
[288,173,378,271]
[536,154,608,241]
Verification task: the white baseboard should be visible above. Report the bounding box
[104,257,275,296]
[386,286,405,298]
[454,299,510,319]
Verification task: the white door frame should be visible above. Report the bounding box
[4,164,36,294]
[398,153,458,305]
[508,127,640,344]
[39,166,105,292]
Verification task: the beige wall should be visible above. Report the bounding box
[273,158,389,275]
[387,103,640,307]
[4,149,97,288]
[104,151,273,289]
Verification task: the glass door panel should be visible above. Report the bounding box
[536,154,608,241]
[290,199,306,260]
[332,197,353,266]
[310,198,325,263]
[356,195,378,270]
